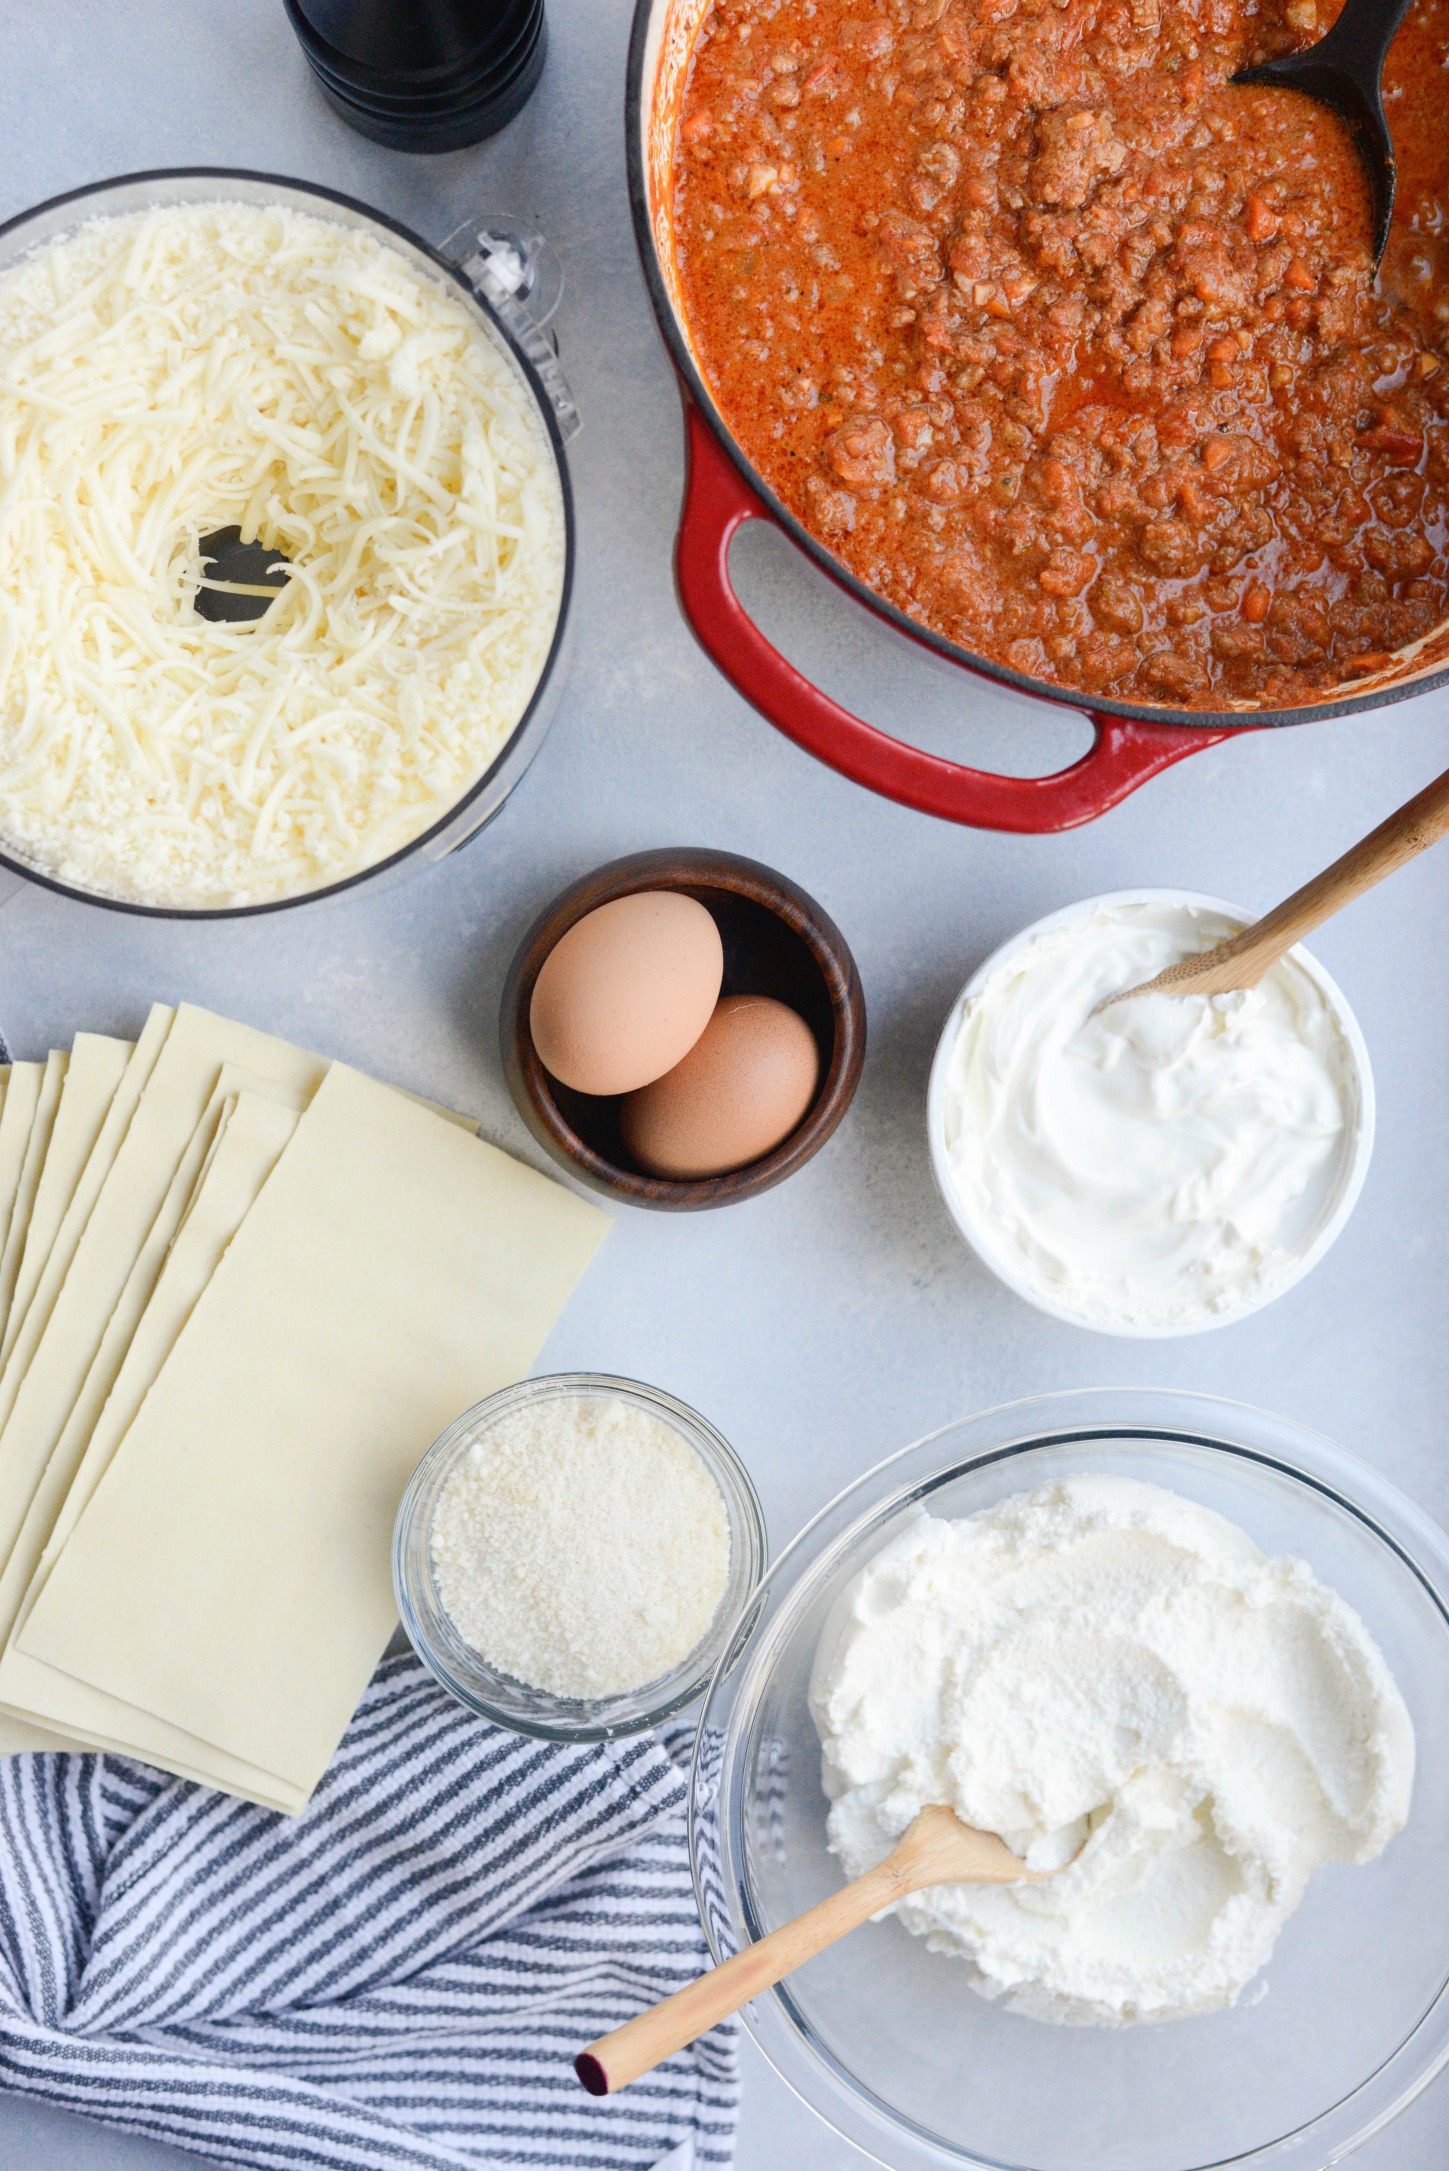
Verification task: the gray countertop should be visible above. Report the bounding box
[3,3,1449,2168]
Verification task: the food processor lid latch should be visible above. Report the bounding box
[442,214,579,441]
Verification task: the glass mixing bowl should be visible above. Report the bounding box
[692,1389,1449,2171]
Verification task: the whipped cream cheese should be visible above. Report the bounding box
[809,1477,1413,2026]
[938,900,1364,1330]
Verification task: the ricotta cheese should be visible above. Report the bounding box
[810,1476,1414,2026]
[0,202,564,906]
[938,900,1363,1330]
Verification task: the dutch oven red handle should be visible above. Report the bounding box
[675,403,1239,834]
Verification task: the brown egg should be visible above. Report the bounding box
[529,890,724,1096]
[620,995,821,1179]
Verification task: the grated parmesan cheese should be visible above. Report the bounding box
[430,1392,731,1700]
[0,202,565,907]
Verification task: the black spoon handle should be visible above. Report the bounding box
[1310,0,1417,81]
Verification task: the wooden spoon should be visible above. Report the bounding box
[574,1805,1045,2098]
[1095,759,1449,1014]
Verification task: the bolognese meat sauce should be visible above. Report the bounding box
[672,0,1449,707]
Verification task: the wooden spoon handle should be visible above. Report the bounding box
[575,1852,908,2097]
[1148,760,1449,998]
[1243,759,1449,969]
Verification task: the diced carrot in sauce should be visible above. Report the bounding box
[1244,194,1278,242]
[1358,425,1425,465]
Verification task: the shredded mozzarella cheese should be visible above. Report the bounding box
[0,202,565,907]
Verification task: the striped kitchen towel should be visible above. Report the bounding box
[0,1651,737,2171]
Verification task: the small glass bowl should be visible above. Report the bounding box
[394,1372,767,1741]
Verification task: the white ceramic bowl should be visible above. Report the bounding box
[925,888,1376,1338]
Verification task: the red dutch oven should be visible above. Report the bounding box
[626,0,1449,834]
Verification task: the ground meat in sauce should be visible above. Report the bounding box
[672,0,1449,709]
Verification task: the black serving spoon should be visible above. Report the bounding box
[1233,0,1416,268]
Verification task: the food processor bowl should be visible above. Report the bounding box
[692,1389,1449,2170]
[0,167,577,919]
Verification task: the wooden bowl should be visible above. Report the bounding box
[501,848,867,1209]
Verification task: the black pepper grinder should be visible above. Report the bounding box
[284,0,547,153]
